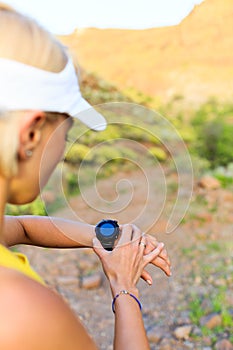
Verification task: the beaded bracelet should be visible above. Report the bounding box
[112,290,142,313]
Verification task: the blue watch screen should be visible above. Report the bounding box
[101,222,115,236]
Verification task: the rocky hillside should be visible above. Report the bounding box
[59,0,233,106]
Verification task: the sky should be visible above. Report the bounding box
[7,0,204,34]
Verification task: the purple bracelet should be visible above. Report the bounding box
[112,290,142,313]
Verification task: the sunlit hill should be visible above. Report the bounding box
[59,0,233,106]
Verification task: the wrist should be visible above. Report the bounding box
[110,280,139,298]
[89,225,96,247]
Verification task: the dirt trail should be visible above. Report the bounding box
[18,167,233,349]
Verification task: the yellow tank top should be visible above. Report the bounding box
[0,244,45,286]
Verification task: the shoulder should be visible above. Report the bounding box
[0,267,98,350]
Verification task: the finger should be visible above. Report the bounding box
[157,246,171,266]
[138,235,147,255]
[144,240,155,255]
[141,269,153,286]
[92,237,109,258]
[144,243,171,274]
[145,235,171,266]
[143,242,164,265]
[150,256,172,276]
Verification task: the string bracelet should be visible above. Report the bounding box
[112,290,142,313]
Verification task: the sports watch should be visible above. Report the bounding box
[95,219,119,251]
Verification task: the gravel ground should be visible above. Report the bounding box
[17,169,233,349]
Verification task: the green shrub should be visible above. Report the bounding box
[149,146,167,161]
[191,100,233,168]
[64,172,80,195]
[6,197,46,216]
[65,144,91,164]
[72,144,138,166]
[179,126,196,142]
[198,121,233,167]
[214,174,233,188]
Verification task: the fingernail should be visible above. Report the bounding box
[160,242,164,248]
[147,279,152,285]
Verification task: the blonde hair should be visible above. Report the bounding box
[0,3,69,177]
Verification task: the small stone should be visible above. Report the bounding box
[196,212,213,223]
[198,176,221,190]
[194,275,202,285]
[201,299,213,314]
[215,339,233,350]
[222,192,233,202]
[56,276,78,285]
[81,273,102,289]
[78,259,96,271]
[159,338,173,350]
[173,325,192,340]
[191,325,202,337]
[200,313,222,329]
[147,325,166,344]
[214,278,227,287]
[203,336,212,346]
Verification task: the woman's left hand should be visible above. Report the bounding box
[141,233,172,285]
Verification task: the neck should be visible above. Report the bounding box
[0,176,9,245]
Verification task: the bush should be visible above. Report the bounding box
[65,144,91,164]
[6,197,46,216]
[191,100,233,168]
[149,146,167,161]
[195,121,233,168]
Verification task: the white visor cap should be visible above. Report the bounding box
[0,56,107,131]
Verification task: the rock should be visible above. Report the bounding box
[201,299,213,314]
[214,278,227,287]
[203,336,213,346]
[196,212,213,223]
[56,276,78,285]
[194,275,202,285]
[147,325,166,344]
[78,259,96,271]
[222,192,233,202]
[158,338,173,350]
[191,325,202,337]
[198,176,221,190]
[200,313,222,329]
[81,273,102,289]
[215,339,233,350]
[173,325,192,340]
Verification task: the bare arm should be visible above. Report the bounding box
[3,215,95,248]
[0,268,98,350]
[3,216,171,279]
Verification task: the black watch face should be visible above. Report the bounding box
[95,220,119,250]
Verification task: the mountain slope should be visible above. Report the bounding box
[59,0,233,105]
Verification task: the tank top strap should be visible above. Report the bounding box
[0,244,45,286]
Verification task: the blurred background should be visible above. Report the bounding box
[6,0,233,349]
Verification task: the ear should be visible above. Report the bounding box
[18,110,46,160]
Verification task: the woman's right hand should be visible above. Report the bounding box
[93,224,165,296]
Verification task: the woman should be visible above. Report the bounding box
[0,4,171,349]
